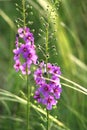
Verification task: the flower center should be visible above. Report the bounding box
[23,47,27,52]
[54,70,57,73]
[47,98,52,103]
[54,88,58,93]
[28,53,32,58]
[27,36,31,40]
[16,63,20,67]
[35,93,41,100]
[44,86,49,91]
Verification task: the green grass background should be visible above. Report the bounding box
[0,0,87,130]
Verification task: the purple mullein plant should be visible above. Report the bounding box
[34,62,62,110]
[13,27,38,75]
[14,1,38,130]
[13,26,38,130]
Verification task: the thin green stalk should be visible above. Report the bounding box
[22,0,30,129]
[42,77,87,95]
[26,71,31,130]
[45,21,49,130]
[47,109,49,130]
[46,24,49,68]
[59,75,87,93]
[26,73,30,130]
[22,0,26,27]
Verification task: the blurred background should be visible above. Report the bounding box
[0,0,87,130]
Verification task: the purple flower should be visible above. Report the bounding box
[52,66,61,75]
[18,28,24,38]
[42,95,57,110]
[34,90,42,103]
[20,44,29,53]
[24,27,30,36]
[19,43,38,64]
[24,32,34,44]
[13,48,20,60]
[18,27,31,39]
[34,62,62,110]
[50,75,60,86]
[34,68,46,85]
[14,60,21,72]
[39,61,44,68]
[26,48,38,64]
[20,44,30,59]
[35,77,46,86]
[20,62,31,75]
[39,84,51,96]
[52,85,62,99]
[34,68,42,79]
[15,34,19,47]
[47,63,53,73]
[13,27,38,75]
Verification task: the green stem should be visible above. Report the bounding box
[22,0,26,27]
[47,109,49,130]
[27,72,30,130]
[22,0,30,129]
[45,22,49,130]
[46,24,49,68]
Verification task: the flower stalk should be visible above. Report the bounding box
[45,22,49,130]
[26,68,30,130]
[22,0,26,27]
[22,0,29,130]
[47,109,49,130]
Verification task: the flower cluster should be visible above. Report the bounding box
[13,27,62,110]
[34,62,62,110]
[13,27,38,75]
